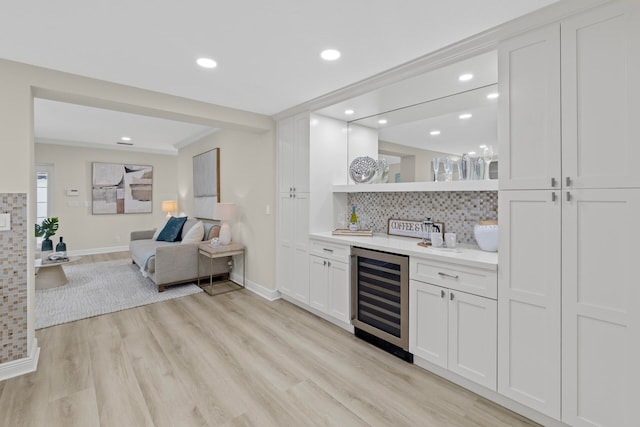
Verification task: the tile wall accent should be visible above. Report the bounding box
[347,191,498,244]
[0,193,28,364]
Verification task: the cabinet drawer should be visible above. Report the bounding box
[309,240,350,263]
[410,257,497,299]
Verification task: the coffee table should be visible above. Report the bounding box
[35,256,81,290]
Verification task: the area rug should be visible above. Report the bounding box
[36,259,203,329]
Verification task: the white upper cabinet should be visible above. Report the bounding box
[498,24,561,190]
[278,112,310,193]
[561,3,640,189]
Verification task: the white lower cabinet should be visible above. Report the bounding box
[307,239,351,326]
[410,279,497,391]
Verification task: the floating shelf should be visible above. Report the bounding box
[332,180,498,193]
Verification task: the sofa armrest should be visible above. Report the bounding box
[131,229,155,241]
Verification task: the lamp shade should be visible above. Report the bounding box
[214,203,237,221]
[162,200,178,213]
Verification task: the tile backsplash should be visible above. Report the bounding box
[347,191,498,244]
[0,193,28,364]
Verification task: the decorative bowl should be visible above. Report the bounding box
[474,220,498,252]
[349,156,377,183]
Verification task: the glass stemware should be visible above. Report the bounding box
[442,157,452,181]
[432,157,440,182]
[483,145,494,180]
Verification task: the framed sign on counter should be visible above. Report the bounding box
[387,218,444,240]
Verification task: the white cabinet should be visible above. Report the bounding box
[308,240,350,325]
[562,189,640,427]
[499,3,640,424]
[277,187,309,303]
[278,112,310,194]
[497,191,561,418]
[561,3,640,190]
[410,257,497,391]
[498,24,561,191]
[277,113,311,302]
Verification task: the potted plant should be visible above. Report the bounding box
[35,217,59,251]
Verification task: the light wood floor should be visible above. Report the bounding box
[1,254,539,427]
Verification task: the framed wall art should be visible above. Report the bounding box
[193,148,220,219]
[92,162,153,214]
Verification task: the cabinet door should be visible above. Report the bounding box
[309,255,328,312]
[278,116,294,193]
[448,290,497,391]
[277,193,294,296]
[498,24,561,190]
[293,113,310,193]
[498,190,561,417]
[562,3,640,189]
[562,189,640,427]
[409,280,448,369]
[292,193,310,304]
[327,260,350,324]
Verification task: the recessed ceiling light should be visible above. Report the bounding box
[459,113,472,119]
[320,49,341,61]
[378,119,387,124]
[468,151,476,155]
[430,130,441,136]
[196,57,217,68]
[345,109,355,115]
[459,73,474,82]
[479,144,487,148]
[487,92,499,99]
[121,136,131,141]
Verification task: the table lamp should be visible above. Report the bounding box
[162,200,178,218]
[214,202,236,245]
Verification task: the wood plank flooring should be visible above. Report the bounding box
[1,253,539,426]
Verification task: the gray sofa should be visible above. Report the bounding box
[130,218,230,292]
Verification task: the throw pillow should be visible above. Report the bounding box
[207,225,221,240]
[152,218,169,240]
[181,221,204,244]
[156,216,188,242]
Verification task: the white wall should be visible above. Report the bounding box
[176,128,276,291]
[347,124,378,184]
[35,143,178,252]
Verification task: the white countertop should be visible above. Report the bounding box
[309,231,498,270]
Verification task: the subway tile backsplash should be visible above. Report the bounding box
[347,191,498,244]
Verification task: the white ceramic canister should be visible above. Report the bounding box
[474,219,498,252]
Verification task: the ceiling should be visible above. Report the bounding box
[1,0,559,152]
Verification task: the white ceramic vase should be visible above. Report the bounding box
[474,220,498,252]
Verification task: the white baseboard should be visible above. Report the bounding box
[0,339,40,382]
[413,355,568,427]
[279,293,353,333]
[230,272,281,301]
[67,245,129,256]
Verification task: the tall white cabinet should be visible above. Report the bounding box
[277,112,310,303]
[499,3,640,425]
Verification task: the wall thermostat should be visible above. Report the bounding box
[66,189,79,196]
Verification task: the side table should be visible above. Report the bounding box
[197,242,245,296]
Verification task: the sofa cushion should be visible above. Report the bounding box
[182,221,204,244]
[157,216,188,242]
[129,239,175,273]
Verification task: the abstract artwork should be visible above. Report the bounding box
[193,148,220,219]
[92,163,153,214]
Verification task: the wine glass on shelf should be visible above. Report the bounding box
[442,157,452,181]
[483,145,494,180]
[432,157,440,182]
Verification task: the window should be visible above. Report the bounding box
[35,164,54,226]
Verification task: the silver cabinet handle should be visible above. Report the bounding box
[566,191,571,202]
[551,192,557,202]
[566,177,572,187]
[289,193,292,198]
[450,292,454,301]
[293,193,296,198]
[551,177,557,188]
[292,187,296,192]
[438,272,459,279]
[323,260,326,266]
[289,187,293,192]
[328,261,331,267]
[441,290,445,298]
[323,248,334,253]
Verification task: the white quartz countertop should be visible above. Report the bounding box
[309,232,498,270]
